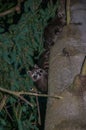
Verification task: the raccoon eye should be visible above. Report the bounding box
[33,75,37,79]
[40,70,43,73]
[37,72,41,76]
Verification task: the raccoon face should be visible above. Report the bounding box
[27,65,47,82]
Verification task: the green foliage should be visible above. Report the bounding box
[0,0,17,28]
[0,0,17,12]
[0,0,59,129]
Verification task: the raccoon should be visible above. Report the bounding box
[27,65,48,93]
[27,10,65,93]
[44,12,65,49]
[37,49,50,73]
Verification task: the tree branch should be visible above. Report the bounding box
[0,0,25,17]
[0,95,8,111]
[0,87,33,107]
[0,87,62,100]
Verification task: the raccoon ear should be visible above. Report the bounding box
[34,64,39,68]
[27,71,36,81]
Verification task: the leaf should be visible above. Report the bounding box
[17,120,23,130]
[0,119,6,126]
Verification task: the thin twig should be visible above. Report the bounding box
[0,87,33,107]
[19,92,63,99]
[18,95,33,107]
[4,106,13,121]
[0,6,18,17]
[0,95,8,111]
[0,0,24,17]
[36,96,41,125]
[36,92,41,125]
[0,87,63,99]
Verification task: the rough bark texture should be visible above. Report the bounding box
[45,0,86,130]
